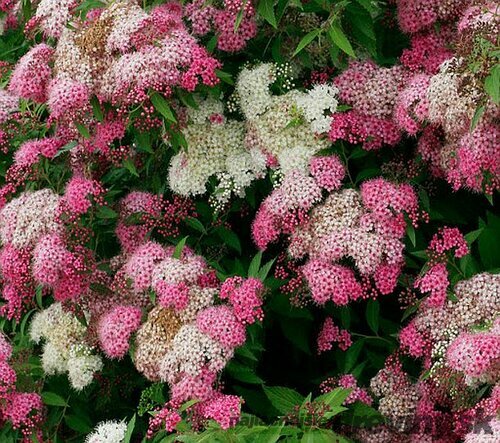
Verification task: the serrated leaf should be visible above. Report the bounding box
[484,65,499,104]
[328,23,355,57]
[226,362,263,384]
[344,339,364,372]
[215,226,241,254]
[173,236,188,259]
[365,299,380,334]
[75,122,90,139]
[185,217,206,234]
[123,158,139,177]
[123,414,136,443]
[263,386,304,414]
[91,96,103,122]
[293,29,320,57]
[257,258,275,281]
[42,392,67,407]
[96,205,118,219]
[150,92,177,122]
[470,105,485,131]
[258,0,277,28]
[248,252,262,278]
[64,415,92,433]
[406,224,416,247]
[53,140,78,158]
[314,388,351,409]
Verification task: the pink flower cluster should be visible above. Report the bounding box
[0,335,43,442]
[255,175,419,305]
[185,0,257,52]
[317,317,352,353]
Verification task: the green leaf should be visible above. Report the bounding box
[257,258,275,281]
[42,392,67,407]
[75,122,90,139]
[53,140,78,158]
[35,285,44,309]
[314,387,351,409]
[344,339,364,372]
[64,415,93,433]
[263,386,304,414]
[248,252,262,278]
[185,217,206,234]
[215,226,241,254]
[302,429,350,443]
[470,105,485,131]
[215,69,234,85]
[465,228,483,245]
[96,205,118,219]
[123,158,139,177]
[150,92,177,122]
[484,65,499,104]
[91,96,104,122]
[293,29,320,57]
[406,224,416,247]
[366,299,380,334]
[173,236,188,259]
[340,401,384,427]
[123,414,136,443]
[226,362,263,384]
[328,23,355,57]
[258,0,277,28]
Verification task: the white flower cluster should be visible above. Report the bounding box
[168,97,266,209]
[35,0,76,38]
[427,58,478,133]
[30,303,103,390]
[295,83,339,134]
[0,189,61,248]
[159,324,233,385]
[237,63,333,173]
[86,420,127,443]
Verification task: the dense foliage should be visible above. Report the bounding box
[0,0,498,442]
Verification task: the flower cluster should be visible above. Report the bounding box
[0,334,43,442]
[30,303,103,390]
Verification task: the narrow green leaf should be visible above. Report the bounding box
[75,122,90,139]
[328,24,355,57]
[365,299,380,334]
[314,387,351,409]
[293,29,320,57]
[215,226,241,254]
[53,140,78,158]
[248,252,263,278]
[150,92,177,122]
[257,258,276,281]
[64,415,93,433]
[185,217,206,234]
[41,392,68,407]
[123,414,136,443]
[96,205,118,219]
[406,224,416,247]
[470,105,485,131]
[258,0,277,28]
[123,158,139,177]
[91,96,104,122]
[173,236,188,259]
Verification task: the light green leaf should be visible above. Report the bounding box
[150,92,177,122]
[123,414,136,443]
[173,236,188,259]
[258,0,277,28]
[42,392,67,407]
[293,29,320,57]
[328,23,355,57]
[263,386,304,414]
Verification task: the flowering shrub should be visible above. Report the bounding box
[0,0,498,441]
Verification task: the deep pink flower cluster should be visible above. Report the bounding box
[0,335,43,442]
[317,317,352,353]
[185,0,257,53]
[219,276,264,325]
[98,305,142,359]
[8,44,54,103]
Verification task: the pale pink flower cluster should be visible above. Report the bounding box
[256,177,418,305]
[46,0,222,120]
[400,272,500,386]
